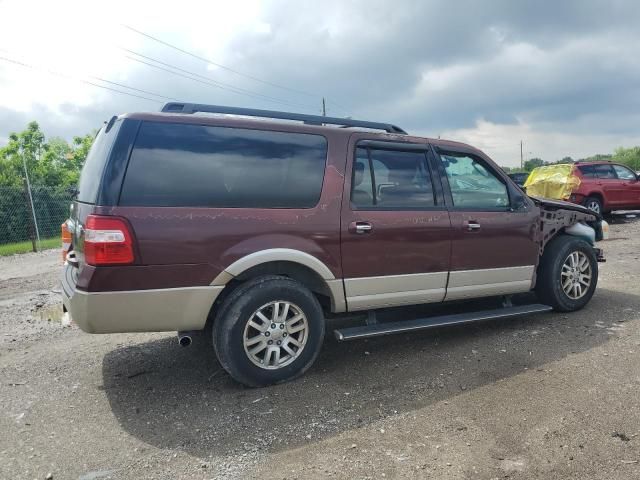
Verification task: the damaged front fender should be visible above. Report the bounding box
[531,196,605,252]
[529,196,606,289]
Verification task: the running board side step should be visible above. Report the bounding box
[334,304,553,341]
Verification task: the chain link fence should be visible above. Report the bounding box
[0,185,73,255]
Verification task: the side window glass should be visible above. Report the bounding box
[594,164,616,179]
[441,153,509,209]
[612,164,636,180]
[120,122,327,208]
[578,165,596,178]
[350,147,435,208]
[351,148,374,207]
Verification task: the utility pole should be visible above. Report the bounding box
[21,149,40,251]
[520,140,524,170]
[322,97,326,117]
[23,179,37,252]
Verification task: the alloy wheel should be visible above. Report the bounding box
[560,251,592,300]
[586,200,601,214]
[243,301,309,370]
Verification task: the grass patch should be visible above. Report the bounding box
[0,237,60,256]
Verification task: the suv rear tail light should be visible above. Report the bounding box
[84,215,135,265]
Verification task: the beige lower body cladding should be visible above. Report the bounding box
[63,286,223,333]
[344,266,534,310]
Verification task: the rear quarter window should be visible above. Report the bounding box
[577,165,596,178]
[119,122,328,208]
[77,120,122,203]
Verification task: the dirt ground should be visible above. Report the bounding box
[1,215,639,480]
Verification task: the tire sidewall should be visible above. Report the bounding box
[584,196,603,215]
[214,278,324,387]
[544,236,598,311]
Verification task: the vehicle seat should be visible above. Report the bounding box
[380,168,433,206]
[352,162,373,205]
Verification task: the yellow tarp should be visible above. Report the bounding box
[524,164,581,200]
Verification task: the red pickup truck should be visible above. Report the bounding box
[568,161,640,214]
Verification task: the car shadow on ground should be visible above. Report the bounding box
[606,211,640,224]
[102,288,636,459]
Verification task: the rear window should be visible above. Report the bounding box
[119,122,328,208]
[77,120,122,203]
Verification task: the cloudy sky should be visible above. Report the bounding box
[1,0,639,166]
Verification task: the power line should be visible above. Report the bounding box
[0,55,165,104]
[122,48,318,111]
[122,25,353,115]
[124,54,314,111]
[90,75,177,101]
[124,47,317,110]
[123,24,320,98]
[1,50,319,113]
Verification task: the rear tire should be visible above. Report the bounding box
[583,196,603,214]
[212,275,325,387]
[536,235,598,312]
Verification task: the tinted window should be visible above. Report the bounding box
[578,164,597,178]
[77,120,122,203]
[594,164,616,179]
[351,149,374,206]
[120,122,327,208]
[351,147,435,208]
[440,153,509,209]
[612,164,636,180]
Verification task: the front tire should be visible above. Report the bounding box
[212,275,325,387]
[536,235,598,312]
[583,196,603,214]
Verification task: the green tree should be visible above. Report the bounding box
[37,137,72,187]
[611,146,640,171]
[0,121,46,187]
[579,153,612,163]
[0,123,95,189]
[524,157,545,172]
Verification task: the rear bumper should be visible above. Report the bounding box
[61,263,223,333]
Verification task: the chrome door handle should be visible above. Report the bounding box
[352,221,373,234]
[467,222,481,231]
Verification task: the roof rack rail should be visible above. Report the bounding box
[161,102,407,134]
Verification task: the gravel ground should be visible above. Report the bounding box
[1,215,639,480]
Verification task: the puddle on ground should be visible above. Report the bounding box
[36,304,64,323]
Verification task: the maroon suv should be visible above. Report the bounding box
[568,161,640,214]
[62,103,606,387]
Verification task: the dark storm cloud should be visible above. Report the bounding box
[225,0,640,133]
[2,0,640,148]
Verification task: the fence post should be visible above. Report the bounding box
[23,179,38,252]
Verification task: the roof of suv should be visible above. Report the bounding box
[120,104,479,154]
[574,161,614,165]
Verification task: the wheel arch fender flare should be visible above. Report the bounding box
[211,248,346,313]
[585,192,605,206]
